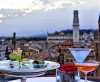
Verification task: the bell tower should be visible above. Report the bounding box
[73,10,80,46]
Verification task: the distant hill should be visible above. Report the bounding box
[48,29,98,35]
[0,29,98,41]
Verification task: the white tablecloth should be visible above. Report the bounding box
[8,77,94,82]
[8,77,56,82]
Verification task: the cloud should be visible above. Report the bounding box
[0,0,44,12]
[0,0,99,36]
[0,0,99,12]
[0,0,100,23]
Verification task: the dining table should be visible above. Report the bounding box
[0,60,60,82]
[72,79,100,82]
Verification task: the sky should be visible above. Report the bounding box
[0,0,100,36]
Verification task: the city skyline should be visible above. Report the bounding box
[0,0,100,36]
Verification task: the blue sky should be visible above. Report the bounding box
[0,0,99,36]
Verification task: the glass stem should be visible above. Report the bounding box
[19,61,21,68]
[75,67,80,81]
[77,68,80,79]
[84,72,87,82]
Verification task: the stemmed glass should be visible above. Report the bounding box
[77,61,99,82]
[69,48,91,81]
[9,48,22,69]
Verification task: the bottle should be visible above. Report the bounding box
[57,49,64,64]
[5,46,10,60]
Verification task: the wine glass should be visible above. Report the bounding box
[9,50,22,68]
[77,61,99,82]
[69,48,91,80]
